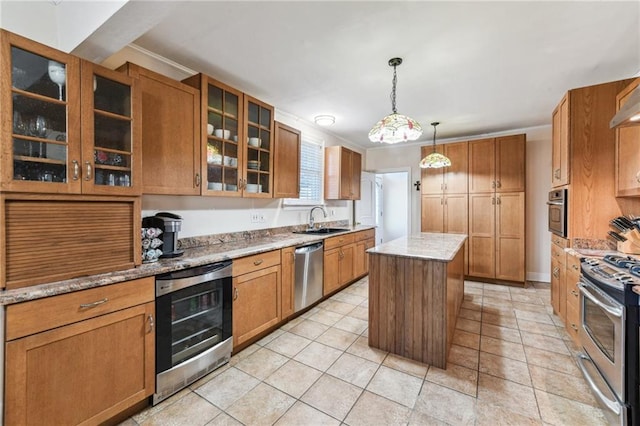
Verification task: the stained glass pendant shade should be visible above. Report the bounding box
[420,122,451,168]
[368,58,422,144]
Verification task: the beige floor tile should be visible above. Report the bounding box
[265,331,313,358]
[407,411,449,425]
[255,329,286,346]
[475,401,542,425]
[333,316,368,334]
[326,352,380,388]
[300,307,321,319]
[535,389,609,426]
[293,341,343,371]
[481,322,522,343]
[480,336,527,362]
[448,344,479,370]
[482,312,519,329]
[279,316,305,331]
[366,365,424,407]
[529,365,598,406]
[347,306,369,321]
[228,344,260,366]
[382,353,429,378]
[512,302,550,314]
[483,290,512,301]
[195,367,260,409]
[288,319,330,340]
[514,309,555,325]
[516,318,564,338]
[478,351,531,386]
[510,293,545,304]
[206,412,244,426]
[456,317,482,334]
[464,293,483,304]
[308,309,344,326]
[465,285,484,294]
[226,383,295,426]
[118,418,137,426]
[316,327,359,350]
[523,346,581,376]
[521,332,570,355]
[301,375,363,420]
[189,364,232,390]
[465,280,484,289]
[346,336,388,363]
[264,360,323,399]
[452,329,481,350]
[425,363,478,397]
[413,382,476,425]
[323,299,357,315]
[344,390,412,426]
[477,373,539,419]
[132,388,192,424]
[481,303,514,315]
[235,347,289,380]
[331,292,366,306]
[140,392,220,426]
[273,401,340,426]
[458,307,482,321]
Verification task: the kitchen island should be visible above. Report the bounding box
[367,232,466,369]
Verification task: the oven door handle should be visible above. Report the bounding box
[546,201,564,206]
[577,353,622,416]
[578,283,623,318]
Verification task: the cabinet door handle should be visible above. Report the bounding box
[571,323,578,331]
[253,259,263,266]
[572,265,579,271]
[492,197,495,205]
[79,298,108,309]
[492,181,496,188]
[554,169,560,179]
[636,173,640,184]
[195,173,201,187]
[572,290,579,297]
[497,197,501,205]
[234,287,238,300]
[72,160,80,181]
[440,183,443,190]
[84,161,92,181]
[496,181,501,188]
[552,267,559,278]
[148,314,154,333]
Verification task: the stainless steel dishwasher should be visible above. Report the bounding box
[294,242,324,312]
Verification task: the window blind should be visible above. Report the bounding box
[285,137,323,205]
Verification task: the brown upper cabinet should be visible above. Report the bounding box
[120,63,200,195]
[468,135,525,193]
[274,121,301,199]
[615,78,640,197]
[551,95,569,187]
[182,74,275,198]
[325,146,361,200]
[1,30,141,195]
[421,141,468,194]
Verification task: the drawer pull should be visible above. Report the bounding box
[148,314,154,333]
[72,160,79,181]
[571,323,578,331]
[234,287,238,300]
[253,259,264,266]
[79,298,108,309]
[84,161,93,181]
[572,265,579,270]
[572,290,579,297]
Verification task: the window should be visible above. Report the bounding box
[284,136,323,206]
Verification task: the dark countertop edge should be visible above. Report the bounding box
[366,233,467,262]
[0,225,375,306]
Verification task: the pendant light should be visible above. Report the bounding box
[419,122,451,168]
[368,58,422,144]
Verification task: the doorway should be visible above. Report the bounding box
[356,169,411,244]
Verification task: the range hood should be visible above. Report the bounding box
[610,84,640,128]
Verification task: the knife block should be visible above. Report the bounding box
[618,229,640,254]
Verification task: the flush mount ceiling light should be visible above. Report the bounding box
[419,122,451,168]
[314,115,335,126]
[368,57,422,144]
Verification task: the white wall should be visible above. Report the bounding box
[381,172,409,241]
[365,126,552,282]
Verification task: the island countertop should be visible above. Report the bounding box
[367,232,467,261]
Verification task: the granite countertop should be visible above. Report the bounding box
[0,225,375,306]
[367,232,467,262]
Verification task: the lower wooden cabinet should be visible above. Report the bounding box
[232,251,282,348]
[354,237,375,279]
[5,278,155,426]
[564,252,581,344]
[281,246,296,320]
[550,236,568,318]
[324,244,354,295]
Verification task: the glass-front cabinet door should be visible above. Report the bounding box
[1,30,81,193]
[200,77,243,196]
[80,61,141,195]
[243,96,273,198]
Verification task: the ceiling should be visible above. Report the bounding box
[77,1,640,148]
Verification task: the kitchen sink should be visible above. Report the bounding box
[294,228,349,235]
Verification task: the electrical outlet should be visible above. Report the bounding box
[259,213,265,223]
[331,209,335,216]
[250,213,260,223]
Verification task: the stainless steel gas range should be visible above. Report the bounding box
[579,255,640,426]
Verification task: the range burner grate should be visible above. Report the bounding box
[603,254,640,268]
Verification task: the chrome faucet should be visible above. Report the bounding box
[308,206,327,229]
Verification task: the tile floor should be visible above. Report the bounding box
[120,278,608,426]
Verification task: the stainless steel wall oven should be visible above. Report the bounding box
[154,260,232,404]
[547,188,567,237]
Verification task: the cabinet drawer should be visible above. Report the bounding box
[551,243,567,265]
[565,302,580,344]
[551,235,569,249]
[354,229,375,242]
[6,277,154,341]
[233,250,281,277]
[566,273,580,311]
[324,233,356,250]
[566,253,581,275]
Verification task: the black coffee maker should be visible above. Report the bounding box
[142,212,184,258]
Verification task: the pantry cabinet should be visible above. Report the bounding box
[274,121,301,199]
[4,277,155,425]
[421,141,468,194]
[615,78,640,197]
[232,250,281,348]
[468,135,525,193]
[120,63,200,195]
[1,30,141,195]
[551,95,569,188]
[325,146,361,200]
